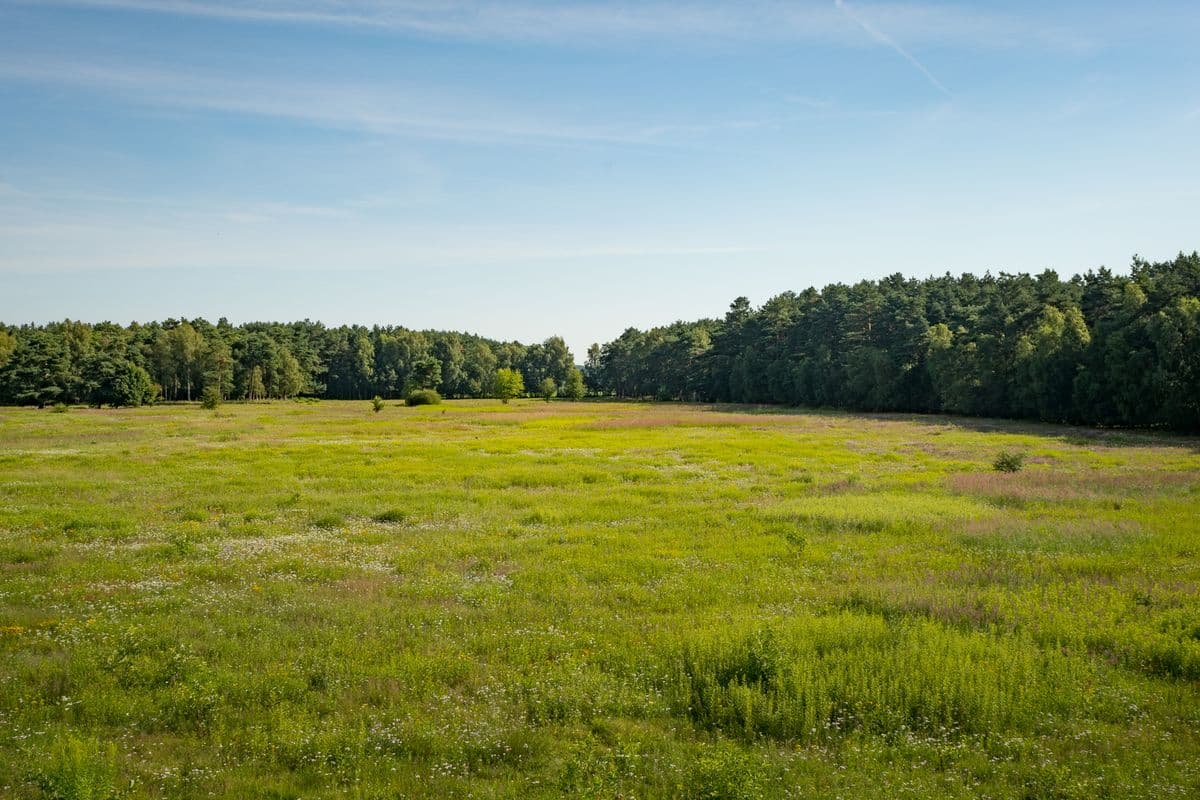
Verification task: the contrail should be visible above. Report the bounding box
[835,0,951,97]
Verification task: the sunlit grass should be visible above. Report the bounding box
[1,399,1198,798]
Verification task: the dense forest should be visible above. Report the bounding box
[585,252,1200,431]
[0,320,578,407]
[1,251,1197,430]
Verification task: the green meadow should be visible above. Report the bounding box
[1,400,1199,799]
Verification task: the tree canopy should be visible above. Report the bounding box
[0,321,576,407]
[585,252,1200,431]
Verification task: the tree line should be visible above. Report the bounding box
[584,252,1200,430]
[1,251,1196,429]
[0,320,583,407]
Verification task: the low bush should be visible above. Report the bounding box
[993,450,1026,472]
[406,389,442,406]
[371,395,385,413]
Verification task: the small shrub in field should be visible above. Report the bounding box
[200,386,221,410]
[993,450,1026,472]
[311,512,343,529]
[371,395,385,413]
[405,389,442,406]
[51,402,68,413]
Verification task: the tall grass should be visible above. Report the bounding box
[672,614,1102,742]
[33,737,119,800]
[0,400,1197,798]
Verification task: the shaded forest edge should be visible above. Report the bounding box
[1,251,1197,430]
[587,251,1199,432]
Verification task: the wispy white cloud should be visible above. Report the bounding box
[0,57,756,147]
[0,171,767,273]
[10,0,391,29]
[835,0,950,96]
[11,0,1099,52]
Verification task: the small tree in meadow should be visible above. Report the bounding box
[494,368,524,404]
[562,367,585,400]
[539,377,557,402]
[201,385,222,410]
[371,395,385,413]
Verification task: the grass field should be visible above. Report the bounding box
[1,400,1199,799]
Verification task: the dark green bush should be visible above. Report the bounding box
[993,450,1026,472]
[405,389,442,406]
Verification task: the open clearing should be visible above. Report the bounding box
[1,400,1199,798]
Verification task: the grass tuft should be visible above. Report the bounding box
[310,512,343,529]
[373,508,407,524]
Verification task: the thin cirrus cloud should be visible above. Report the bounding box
[0,57,764,147]
[0,180,766,274]
[12,0,1099,52]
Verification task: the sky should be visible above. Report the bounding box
[1,1,1198,357]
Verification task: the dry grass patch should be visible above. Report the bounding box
[947,469,1197,503]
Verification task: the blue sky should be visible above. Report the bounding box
[1,0,1198,356]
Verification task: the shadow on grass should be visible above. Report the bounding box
[601,398,1200,452]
